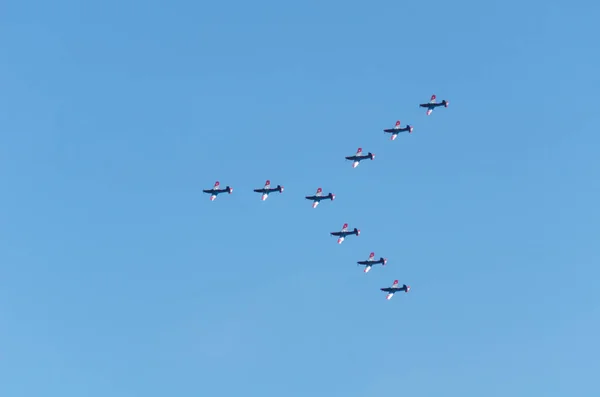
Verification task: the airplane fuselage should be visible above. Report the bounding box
[331,227,359,243]
[384,126,411,133]
[358,260,384,265]
[419,101,447,109]
[254,187,281,194]
[346,155,371,161]
[203,188,229,195]
[332,231,357,237]
[346,153,374,168]
[381,286,408,293]
[203,186,232,201]
[254,186,283,200]
[306,194,332,201]
[307,193,334,208]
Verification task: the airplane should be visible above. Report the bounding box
[203,181,233,201]
[253,180,284,201]
[383,120,414,140]
[305,187,335,208]
[380,280,410,300]
[330,223,360,244]
[419,94,449,115]
[345,147,375,168]
[357,252,387,273]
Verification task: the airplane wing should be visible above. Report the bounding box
[203,181,220,193]
[355,148,363,157]
[384,121,402,133]
[358,253,375,265]
[430,94,437,103]
[264,180,271,190]
[331,223,349,237]
[381,280,400,299]
[315,187,323,197]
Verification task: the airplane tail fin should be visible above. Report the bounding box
[354,228,360,236]
[404,284,410,293]
[226,186,232,193]
[277,185,284,192]
[329,193,335,200]
[408,125,414,134]
[381,257,387,265]
[369,152,375,160]
[443,100,449,107]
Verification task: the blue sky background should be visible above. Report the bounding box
[1,0,599,396]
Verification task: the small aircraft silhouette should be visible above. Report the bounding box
[345,147,375,168]
[305,187,335,208]
[383,120,414,140]
[203,181,233,201]
[330,223,360,244]
[419,94,449,115]
[357,252,387,273]
[380,280,410,300]
[253,180,284,201]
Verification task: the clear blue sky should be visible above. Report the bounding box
[1,1,599,396]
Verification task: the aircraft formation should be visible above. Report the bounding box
[203,94,449,300]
